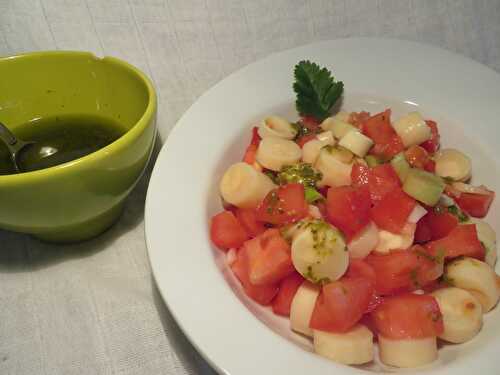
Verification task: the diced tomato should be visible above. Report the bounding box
[244,229,295,286]
[370,188,416,233]
[242,144,258,165]
[242,127,261,165]
[235,208,266,238]
[300,116,320,131]
[367,164,401,202]
[210,211,249,250]
[256,183,308,225]
[415,218,432,244]
[420,120,440,153]
[405,145,430,169]
[444,184,462,200]
[426,224,484,260]
[351,163,370,188]
[372,294,444,339]
[362,109,405,158]
[365,246,443,295]
[309,277,374,333]
[272,272,304,316]
[231,247,278,305]
[326,186,371,240]
[457,190,495,218]
[424,159,436,173]
[346,259,377,285]
[348,111,371,127]
[422,208,458,240]
[362,110,394,144]
[296,133,317,148]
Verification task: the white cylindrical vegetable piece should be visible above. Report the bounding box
[431,287,483,343]
[291,220,349,284]
[472,219,497,267]
[316,130,335,143]
[313,325,374,365]
[334,111,351,123]
[435,149,472,182]
[445,257,500,313]
[393,112,431,147]
[302,134,335,164]
[315,148,353,187]
[257,115,297,140]
[408,204,428,224]
[338,130,374,157]
[374,223,416,254]
[290,281,320,337]
[321,117,358,139]
[256,137,302,171]
[348,221,379,259]
[219,162,276,208]
[378,335,437,368]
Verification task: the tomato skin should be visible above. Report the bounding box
[457,190,495,218]
[326,186,371,240]
[420,120,440,153]
[210,211,249,250]
[256,183,308,225]
[426,224,484,260]
[365,246,443,295]
[231,247,278,305]
[346,259,377,284]
[415,218,432,244]
[244,229,295,286]
[272,272,304,316]
[368,164,401,202]
[348,111,371,127]
[422,208,458,240]
[235,208,266,238]
[242,127,261,164]
[309,277,374,333]
[405,145,430,169]
[370,188,416,234]
[372,294,444,339]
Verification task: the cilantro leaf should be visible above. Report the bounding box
[293,61,344,121]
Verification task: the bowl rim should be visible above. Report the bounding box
[0,50,157,183]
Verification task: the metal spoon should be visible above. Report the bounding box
[0,121,35,172]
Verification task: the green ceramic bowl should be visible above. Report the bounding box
[0,51,157,242]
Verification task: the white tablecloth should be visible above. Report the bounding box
[1,1,499,374]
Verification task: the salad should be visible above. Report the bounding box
[209,61,499,368]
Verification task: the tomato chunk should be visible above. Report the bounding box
[351,163,370,188]
[362,109,404,158]
[426,224,484,260]
[372,294,444,339]
[256,183,308,225]
[370,188,416,233]
[231,247,278,305]
[422,208,458,240]
[210,211,249,250]
[415,218,432,244]
[309,277,374,333]
[244,229,294,286]
[420,120,440,153]
[405,145,430,169]
[346,259,376,284]
[242,127,261,164]
[235,208,266,238]
[272,272,304,316]
[326,186,371,240]
[457,190,495,218]
[365,246,443,295]
[367,164,401,202]
[348,111,371,127]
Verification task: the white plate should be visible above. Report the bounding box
[145,38,500,374]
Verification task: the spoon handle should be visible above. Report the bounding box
[0,121,18,146]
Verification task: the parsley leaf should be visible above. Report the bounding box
[293,61,344,121]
